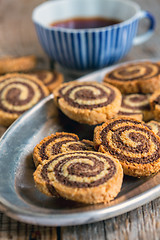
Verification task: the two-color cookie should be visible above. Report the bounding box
[94,117,160,177]
[53,81,122,125]
[33,132,94,167]
[29,70,63,93]
[117,93,152,121]
[0,73,49,126]
[103,61,160,94]
[0,55,36,74]
[150,89,160,121]
[146,120,160,137]
[33,151,123,204]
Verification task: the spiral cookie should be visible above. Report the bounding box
[33,151,123,204]
[94,117,160,177]
[0,73,49,126]
[146,121,160,138]
[0,55,37,74]
[117,94,152,121]
[53,81,122,125]
[29,70,63,93]
[103,61,160,94]
[33,132,94,167]
[150,89,160,121]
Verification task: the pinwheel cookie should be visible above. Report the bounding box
[33,151,123,204]
[0,55,36,74]
[53,81,122,125]
[0,73,49,126]
[33,132,94,167]
[150,89,160,121]
[29,70,63,93]
[94,117,160,177]
[103,61,160,94]
[146,120,160,138]
[117,93,152,121]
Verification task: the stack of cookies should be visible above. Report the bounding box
[0,55,64,126]
[33,60,160,205]
[33,132,123,204]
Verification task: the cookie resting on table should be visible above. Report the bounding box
[94,117,160,177]
[103,61,160,94]
[150,89,160,121]
[117,93,152,121]
[33,151,123,204]
[53,81,122,125]
[0,73,49,126]
[146,120,160,138]
[33,132,94,167]
[29,70,63,93]
[0,55,37,74]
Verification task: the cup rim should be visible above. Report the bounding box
[32,0,141,32]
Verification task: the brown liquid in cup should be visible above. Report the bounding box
[50,17,121,29]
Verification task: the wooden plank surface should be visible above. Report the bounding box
[0,0,49,67]
[0,0,160,239]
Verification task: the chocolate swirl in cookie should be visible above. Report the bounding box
[146,121,160,138]
[118,93,152,121]
[0,73,49,126]
[33,151,123,203]
[42,151,116,188]
[58,82,116,109]
[94,117,160,177]
[103,61,160,94]
[53,81,122,125]
[0,74,48,114]
[106,62,160,81]
[29,70,63,93]
[150,89,160,121]
[120,94,150,111]
[33,132,94,167]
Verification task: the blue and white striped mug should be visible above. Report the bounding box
[32,0,155,71]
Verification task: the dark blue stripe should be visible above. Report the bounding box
[97,31,102,67]
[114,27,123,63]
[116,27,124,62]
[109,28,117,65]
[64,32,73,68]
[51,31,61,63]
[71,33,79,69]
[91,32,96,68]
[77,32,84,69]
[57,31,67,66]
[45,29,53,57]
[85,32,89,69]
[115,27,120,49]
[52,31,61,61]
[105,30,111,66]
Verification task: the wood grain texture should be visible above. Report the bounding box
[0,0,160,239]
[0,212,57,240]
[61,200,160,240]
[0,0,49,68]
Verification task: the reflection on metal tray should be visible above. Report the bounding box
[0,60,160,226]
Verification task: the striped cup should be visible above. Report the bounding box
[32,0,155,71]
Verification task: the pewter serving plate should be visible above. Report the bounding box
[1,60,160,226]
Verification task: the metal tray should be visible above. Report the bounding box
[0,61,160,226]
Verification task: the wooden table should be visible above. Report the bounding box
[0,0,160,239]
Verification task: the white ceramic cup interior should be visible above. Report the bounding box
[33,0,141,28]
